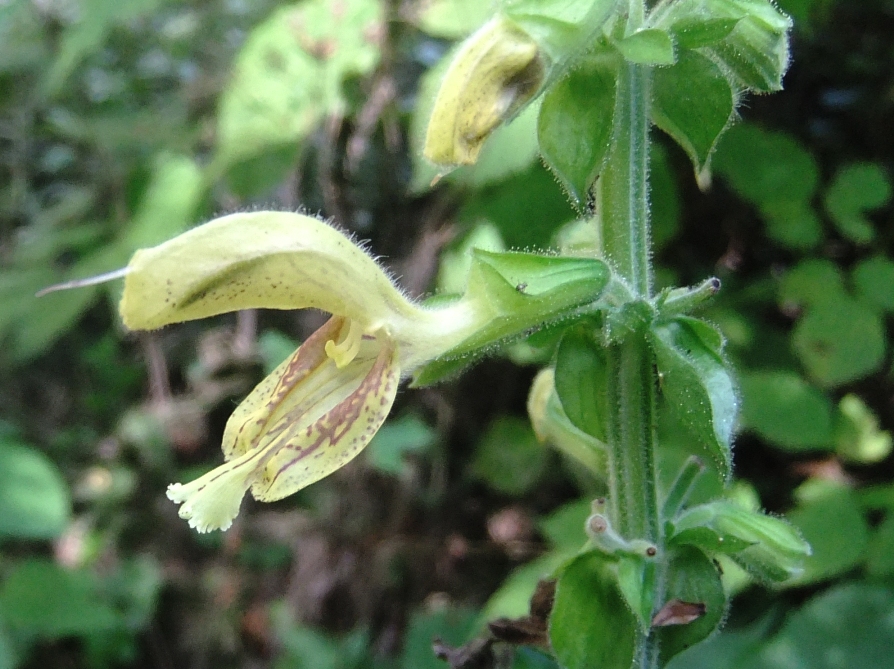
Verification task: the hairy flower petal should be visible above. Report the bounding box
[119,211,420,331]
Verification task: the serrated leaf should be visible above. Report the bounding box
[617,29,676,65]
[650,317,737,479]
[550,552,637,669]
[652,50,734,180]
[538,58,617,208]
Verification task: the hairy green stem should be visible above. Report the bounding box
[598,35,663,669]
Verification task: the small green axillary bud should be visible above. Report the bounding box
[424,15,544,167]
[586,502,657,558]
[674,500,811,582]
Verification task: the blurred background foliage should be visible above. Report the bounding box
[1,0,893,667]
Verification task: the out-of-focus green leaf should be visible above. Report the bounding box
[472,417,548,495]
[834,394,892,464]
[786,480,869,585]
[867,512,894,578]
[0,440,70,540]
[853,256,894,312]
[215,0,382,168]
[791,296,886,387]
[417,0,493,38]
[0,560,118,637]
[713,122,820,250]
[538,57,617,208]
[366,414,437,475]
[778,259,846,310]
[44,0,169,94]
[823,163,891,245]
[714,124,818,205]
[458,162,575,249]
[537,499,591,551]
[738,370,834,451]
[754,583,894,669]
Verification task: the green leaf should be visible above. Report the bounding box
[823,163,891,244]
[853,256,894,312]
[738,370,834,451]
[754,583,894,668]
[554,327,608,441]
[538,58,617,208]
[786,481,868,585]
[658,547,727,664]
[123,152,204,251]
[650,317,737,479]
[791,296,886,387]
[549,552,637,669]
[652,50,735,181]
[0,440,70,539]
[472,417,548,495]
[617,29,676,65]
[0,560,118,637]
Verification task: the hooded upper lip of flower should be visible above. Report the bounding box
[119,211,487,533]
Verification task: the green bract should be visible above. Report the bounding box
[119,211,610,531]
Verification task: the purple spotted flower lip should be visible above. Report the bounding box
[166,316,400,533]
[118,211,492,532]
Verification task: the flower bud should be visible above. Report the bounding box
[673,500,810,582]
[424,16,544,167]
